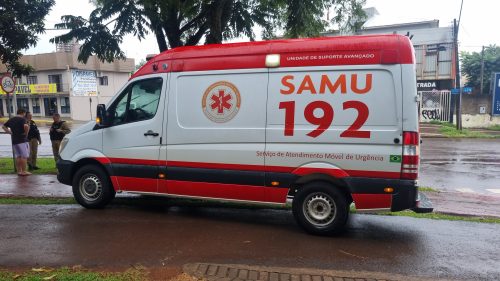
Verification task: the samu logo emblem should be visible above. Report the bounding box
[202,81,241,123]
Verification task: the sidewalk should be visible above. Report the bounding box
[181,263,450,281]
[0,174,499,218]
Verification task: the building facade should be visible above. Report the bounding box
[1,49,134,121]
[324,19,456,92]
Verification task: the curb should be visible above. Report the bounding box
[183,263,451,281]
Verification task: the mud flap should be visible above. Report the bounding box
[412,192,434,213]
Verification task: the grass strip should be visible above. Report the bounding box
[0,197,76,205]
[0,266,146,281]
[439,125,496,138]
[0,157,58,175]
[418,187,439,192]
[376,210,500,224]
[485,124,500,131]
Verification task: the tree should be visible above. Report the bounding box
[52,0,366,63]
[0,0,55,76]
[461,46,500,94]
[135,59,147,71]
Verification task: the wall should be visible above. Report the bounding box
[455,95,499,128]
[462,114,500,128]
[70,71,130,121]
[461,94,491,114]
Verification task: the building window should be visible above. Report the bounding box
[60,97,71,114]
[99,76,109,86]
[32,98,41,114]
[27,76,38,85]
[17,98,29,112]
[48,74,63,92]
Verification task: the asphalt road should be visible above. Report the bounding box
[0,202,499,280]
[0,127,54,157]
[419,138,500,194]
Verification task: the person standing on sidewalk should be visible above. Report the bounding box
[49,113,71,164]
[26,112,41,170]
[2,108,31,176]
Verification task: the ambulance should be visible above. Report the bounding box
[56,34,432,235]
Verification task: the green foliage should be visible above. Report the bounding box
[461,45,500,94]
[284,0,327,38]
[52,0,366,63]
[135,59,147,71]
[0,0,55,76]
[0,158,57,174]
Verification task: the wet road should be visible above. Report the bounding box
[420,138,500,194]
[1,202,499,280]
[0,127,55,157]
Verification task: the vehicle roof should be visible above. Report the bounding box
[131,34,414,79]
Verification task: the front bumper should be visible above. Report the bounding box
[56,159,75,186]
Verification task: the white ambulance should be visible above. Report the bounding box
[57,34,432,235]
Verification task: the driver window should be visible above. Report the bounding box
[107,78,163,126]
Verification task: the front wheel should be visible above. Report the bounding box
[292,182,349,236]
[72,164,115,209]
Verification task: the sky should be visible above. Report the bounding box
[24,0,499,63]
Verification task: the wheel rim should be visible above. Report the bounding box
[303,192,336,227]
[79,173,103,202]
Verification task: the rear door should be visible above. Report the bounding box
[102,75,167,193]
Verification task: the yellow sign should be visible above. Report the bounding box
[0,84,58,94]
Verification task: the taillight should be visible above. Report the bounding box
[401,131,419,180]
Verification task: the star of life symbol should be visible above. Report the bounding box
[202,81,241,123]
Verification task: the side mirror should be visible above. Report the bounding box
[96,104,108,127]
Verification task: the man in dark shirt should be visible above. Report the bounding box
[2,108,31,176]
[50,113,71,163]
[26,112,42,170]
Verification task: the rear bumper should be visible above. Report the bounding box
[56,159,75,186]
[346,177,424,211]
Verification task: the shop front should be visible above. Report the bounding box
[0,84,70,117]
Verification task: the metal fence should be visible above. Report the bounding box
[419,90,451,122]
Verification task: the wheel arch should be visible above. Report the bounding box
[289,173,353,204]
[71,158,115,191]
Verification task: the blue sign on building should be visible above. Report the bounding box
[451,87,473,94]
[463,87,473,93]
[493,73,500,116]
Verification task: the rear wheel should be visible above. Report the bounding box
[292,182,349,235]
[72,164,115,209]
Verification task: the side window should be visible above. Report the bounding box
[107,78,163,126]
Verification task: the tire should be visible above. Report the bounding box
[292,182,349,236]
[72,164,115,209]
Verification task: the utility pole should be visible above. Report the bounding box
[453,19,462,130]
[480,46,485,95]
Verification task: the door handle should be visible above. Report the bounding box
[144,130,159,137]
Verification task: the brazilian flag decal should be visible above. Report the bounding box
[390,155,402,163]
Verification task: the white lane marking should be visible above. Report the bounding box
[486,189,500,194]
[456,188,475,193]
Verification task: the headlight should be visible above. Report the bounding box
[59,138,69,154]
